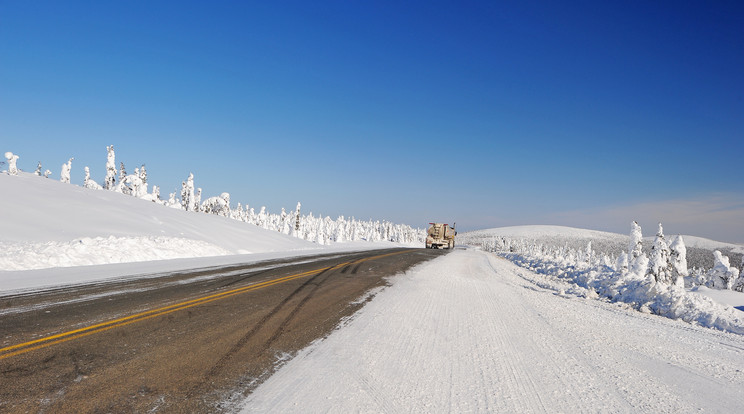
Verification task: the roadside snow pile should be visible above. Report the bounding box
[474,224,744,334]
[502,248,744,335]
[0,237,231,271]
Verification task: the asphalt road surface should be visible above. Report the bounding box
[0,248,446,413]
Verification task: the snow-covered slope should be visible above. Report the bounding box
[463,225,627,250]
[0,172,317,271]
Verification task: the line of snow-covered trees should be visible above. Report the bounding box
[483,221,744,292]
[482,222,744,334]
[4,147,424,245]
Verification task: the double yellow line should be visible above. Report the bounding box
[0,250,407,361]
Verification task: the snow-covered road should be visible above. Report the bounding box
[241,249,744,413]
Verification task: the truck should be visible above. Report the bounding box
[425,223,456,249]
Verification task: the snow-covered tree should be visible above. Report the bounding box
[201,192,231,217]
[669,235,688,287]
[123,168,147,197]
[167,191,179,208]
[60,157,73,183]
[291,202,302,238]
[616,252,629,275]
[707,251,740,290]
[119,162,127,184]
[146,185,161,204]
[43,169,51,178]
[34,161,42,176]
[4,152,19,175]
[84,166,103,190]
[629,221,643,259]
[180,173,196,211]
[734,256,744,292]
[104,145,116,190]
[194,188,202,212]
[648,223,672,284]
[335,216,346,243]
[628,221,648,278]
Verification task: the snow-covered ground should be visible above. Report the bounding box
[241,249,744,412]
[460,225,744,311]
[0,172,413,293]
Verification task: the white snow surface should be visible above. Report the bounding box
[241,249,744,413]
[0,172,408,292]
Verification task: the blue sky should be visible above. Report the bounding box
[2,1,743,242]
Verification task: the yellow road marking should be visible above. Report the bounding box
[0,250,408,360]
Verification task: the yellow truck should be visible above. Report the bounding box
[425,223,456,249]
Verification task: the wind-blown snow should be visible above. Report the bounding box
[240,250,744,412]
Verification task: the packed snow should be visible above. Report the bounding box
[240,249,744,412]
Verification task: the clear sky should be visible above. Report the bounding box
[2,1,743,242]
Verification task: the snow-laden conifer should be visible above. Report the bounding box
[649,223,672,284]
[104,145,116,190]
[629,221,643,259]
[735,257,744,292]
[34,161,42,176]
[628,221,648,278]
[181,173,195,211]
[60,158,73,183]
[707,251,740,290]
[335,216,346,243]
[616,252,629,275]
[84,166,103,190]
[291,202,301,238]
[669,235,688,287]
[119,162,127,188]
[194,188,202,212]
[4,152,19,175]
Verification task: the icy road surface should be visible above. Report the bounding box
[241,249,744,413]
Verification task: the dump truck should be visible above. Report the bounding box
[425,223,456,249]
